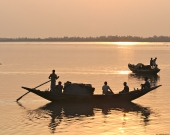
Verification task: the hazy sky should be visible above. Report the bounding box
[0,0,170,38]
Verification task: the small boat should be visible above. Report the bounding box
[128,63,160,74]
[21,85,162,103]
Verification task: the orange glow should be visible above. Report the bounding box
[114,42,138,45]
[119,128,125,133]
[118,70,131,74]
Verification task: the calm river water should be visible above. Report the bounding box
[0,42,170,135]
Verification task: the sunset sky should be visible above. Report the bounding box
[0,0,170,38]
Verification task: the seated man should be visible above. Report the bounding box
[119,82,129,94]
[102,81,114,95]
[55,81,63,93]
[141,77,150,89]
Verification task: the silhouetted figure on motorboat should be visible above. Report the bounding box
[153,57,158,69]
[150,58,153,68]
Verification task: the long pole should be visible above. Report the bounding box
[16,80,51,102]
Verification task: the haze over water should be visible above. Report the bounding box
[0,42,170,135]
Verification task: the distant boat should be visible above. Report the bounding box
[128,63,160,74]
[21,85,162,103]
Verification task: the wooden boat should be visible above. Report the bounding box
[21,85,162,103]
[128,63,160,74]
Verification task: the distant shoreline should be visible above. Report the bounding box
[1,36,170,42]
[0,41,170,43]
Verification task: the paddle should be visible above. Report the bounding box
[16,80,51,102]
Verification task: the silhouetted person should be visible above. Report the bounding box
[55,81,63,93]
[150,58,153,68]
[49,70,59,92]
[102,81,114,95]
[153,57,158,68]
[119,82,129,94]
[141,77,150,89]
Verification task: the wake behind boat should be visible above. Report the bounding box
[21,84,162,103]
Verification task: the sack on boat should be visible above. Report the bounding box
[135,63,143,69]
[63,81,95,95]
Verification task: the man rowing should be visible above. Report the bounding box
[49,70,59,92]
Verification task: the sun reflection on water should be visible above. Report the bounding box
[121,113,130,121]
[118,70,131,74]
[114,42,138,45]
[119,127,125,133]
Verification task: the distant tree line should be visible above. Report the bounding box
[0,35,170,42]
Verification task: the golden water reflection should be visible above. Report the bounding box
[118,70,131,75]
[128,73,160,87]
[17,102,154,134]
[114,42,138,45]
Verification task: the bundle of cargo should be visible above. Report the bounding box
[63,81,95,95]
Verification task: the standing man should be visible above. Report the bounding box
[153,57,158,68]
[102,81,114,95]
[49,70,59,92]
[150,58,153,68]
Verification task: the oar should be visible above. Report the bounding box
[16,80,51,102]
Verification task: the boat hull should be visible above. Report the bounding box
[21,85,161,103]
[128,63,160,74]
